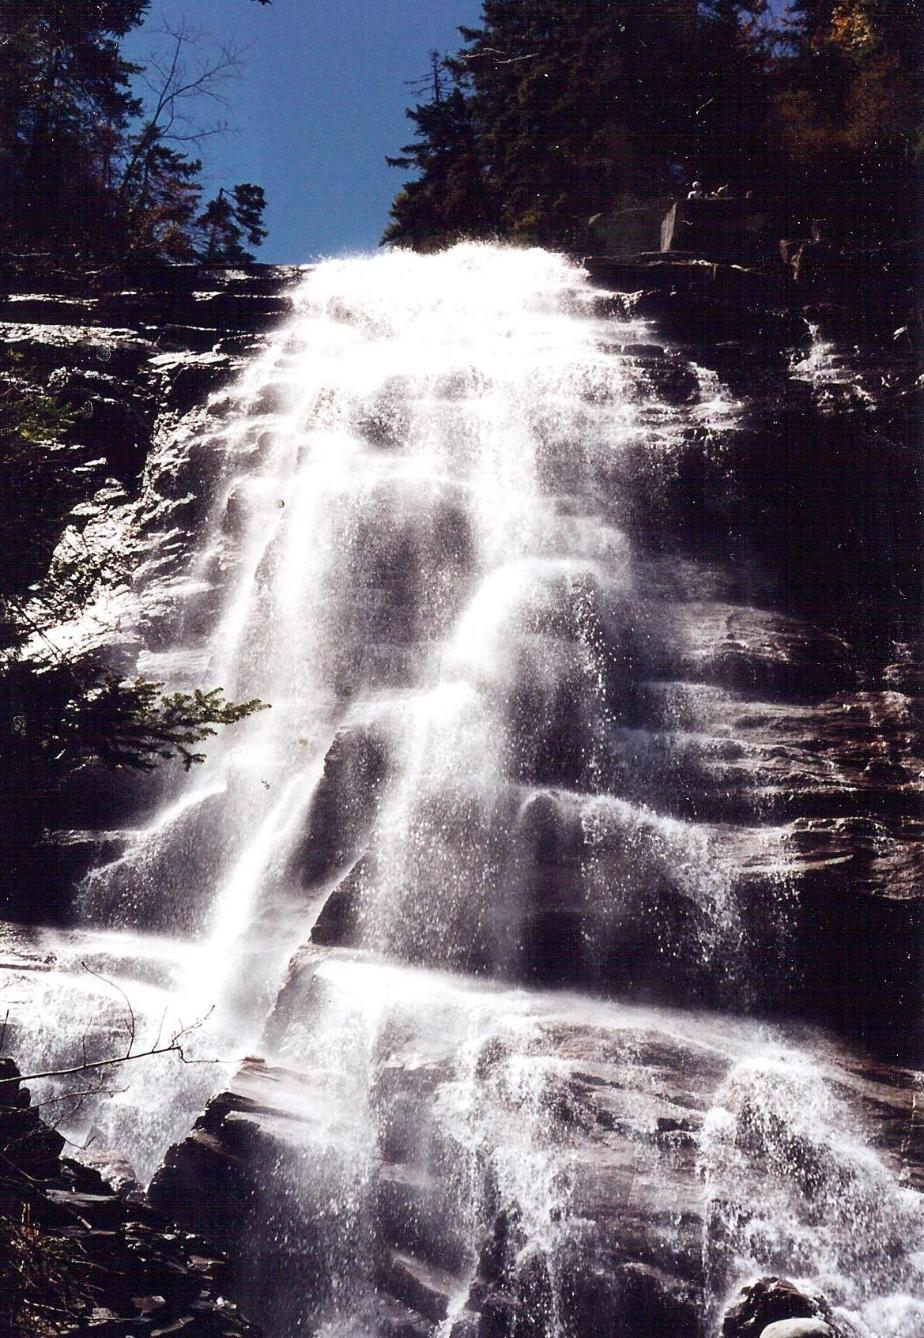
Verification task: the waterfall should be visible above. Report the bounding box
[8,244,922,1338]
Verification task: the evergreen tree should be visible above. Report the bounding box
[0,0,149,256]
[385,0,919,250]
[692,1,773,193]
[385,0,701,249]
[383,55,497,247]
[0,0,272,264]
[456,0,656,245]
[230,183,269,253]
[122,143,205,260]
[198,184,268,263]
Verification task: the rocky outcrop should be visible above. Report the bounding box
[588,223,919,345]
[148,983,923,1338]
[660,198,773,264]
[721,1277,852,1338]
[585,255,800,348]
[291,557,921,1058]
[0,1057,259,1336]
[143,1043,726,1337]
[0,260,304,482]
[6,256,919,1053]
[783,238,917,341]
[580,262,922,1060]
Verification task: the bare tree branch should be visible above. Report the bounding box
[119,20,247,198]
[80,961,135,1058]
[0,1005,228,1090]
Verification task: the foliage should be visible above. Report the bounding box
[383,55,498,248]
[0,1202,94,1336]
[0,0,270,263]
[0,376,268,893]
[0,0,149,256]
[384,0,920,249]
[385,0,751,248]
[773,0,923,233]
[0,657,268,842]
[458,0,698,244]
[199,183,269,263]
[47,676,269,774]
[690,1,774,193]
[0,385,80,605]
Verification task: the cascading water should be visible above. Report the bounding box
[789,320,878,412]
[7,245,922,1337]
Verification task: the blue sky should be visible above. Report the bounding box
[125,1,482,263]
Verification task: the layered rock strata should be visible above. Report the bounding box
[149,978,923,1338]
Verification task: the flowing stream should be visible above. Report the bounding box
[7,245,922,1337]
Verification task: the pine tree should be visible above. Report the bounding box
[383,55,497,247]
[198,184,268,263]
[122,144,204,261]
[0,0,272,264]
[385,0,701,250]
[691,1,773,193]
[457,0,642,245]
[0,0,150,256]
[230,183,269,251]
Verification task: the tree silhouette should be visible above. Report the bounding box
[198,184,269,263]
[0,0,272,262]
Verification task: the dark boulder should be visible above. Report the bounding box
[721,1277,847,1338]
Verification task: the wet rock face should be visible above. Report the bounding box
[0,265,299,492]
[0,1058,260,1336]
[721,1277,845,1338]
[149,995,923,1338]
[7,252,919,1060]
[149,1044,716,1338]
[5,249,921,1337]
[289,725,391,892]
[235,270,919,1059]
[294,589,922,1057]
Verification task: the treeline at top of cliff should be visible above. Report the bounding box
[0,0,271,267]
[384,0,922,253]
